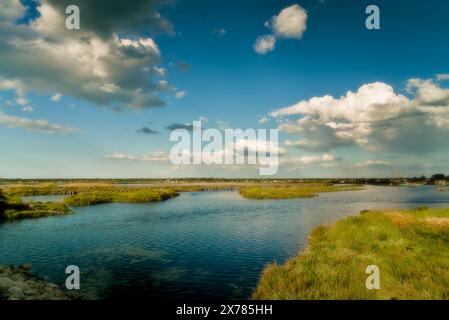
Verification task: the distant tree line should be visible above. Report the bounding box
[430,174,448,182]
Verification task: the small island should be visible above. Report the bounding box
[0,186,179,220]
[239,183,362,200]
[63,189,179,206]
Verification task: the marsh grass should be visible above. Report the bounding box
[252,207,449,300]
[4,201,72,220]
[0,191,72,221]
[63,189,179,206]
[239,184,361,200]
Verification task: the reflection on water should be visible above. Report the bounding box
[22,195,68,203]
[2,185,449,299]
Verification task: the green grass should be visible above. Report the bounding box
[239,184,361,200]
[0,188,72,221]
[63,189,179,206]
[1,200,71,220]
[252,207,449,300]
[4,202,72,220]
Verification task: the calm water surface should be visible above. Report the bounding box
[1,185,449,299]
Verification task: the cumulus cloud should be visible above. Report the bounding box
[271,78,449,153]
[407,78,449,106]
[0,78,31,109]
[267,4,308,39]
[254,35,276,54]
[0,111,78,134]
[44,0,174,38]
[51,93,62,102]
[0,0,174,111]
[0,0,25,20]
[254,4,307,54]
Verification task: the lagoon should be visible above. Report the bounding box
[1,185,449,299]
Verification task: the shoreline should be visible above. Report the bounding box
[0,265,74,300]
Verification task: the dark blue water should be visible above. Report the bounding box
[1,185,449,299]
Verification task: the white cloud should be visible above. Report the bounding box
[407,78,449,106]
[104,152,138,160]
[0,1,171,110]
[142,152,170,161]
[234,138,287,156]
[271,79,449,153]
[0,78,28,106]
[105,151,169,162]
[21,106,33,112]
[175,91,187,99]
[254,4,307,54]
[254,35,276,54]
[153,67,166,76]
[268,4,308,39]
[0,111,78,134]
[51,93,62,102]
[436,74,449,81]
[0,0,25,20]
[258,116,269,124]
[281,153,337,166]
[356,160,392,167]
[117,37,160,56]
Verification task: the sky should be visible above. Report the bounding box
[1,0,449,178]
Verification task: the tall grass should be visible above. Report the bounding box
[240,184,361,200]
[0,188,72,221]
[64,189,179,206]
[252,208,449,300]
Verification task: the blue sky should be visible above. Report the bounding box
[1,0,449,178]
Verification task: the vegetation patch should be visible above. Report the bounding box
[0,189,72,221]
[239,184,361,200]
[63,189,179,206]
[252,207,449,300]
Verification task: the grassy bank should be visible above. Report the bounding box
[240,184,361,200]
[63,189,179,206]
[252,207,449,300]
[0,189,72,221]
[3,202,71,220]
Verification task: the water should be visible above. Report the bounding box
[1,185,449,299]
[22,195,68,203]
